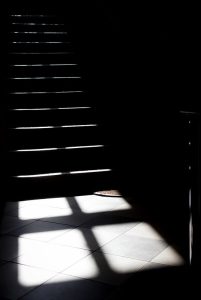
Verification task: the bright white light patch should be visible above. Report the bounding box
[15,148,58,152]
[14,124,96,130]
[75,194,131,213]
[61,124,97,128]
[65,145,104,149]
[58,107,90,110]
[152,246,185,266]
[15,169,110,178]
[92,222,138,241]
[18,197,72,209]
[16,172,62,178]
[13,108,52,111]
[125,223,164,240]
[100,253,147,274]
[17,241,90,272]
[18,203,72,220]
[14,126,54,129]
[14,145,104,152]
[70,169,111,174]
[18,264,55,287]
[64,253,99,279]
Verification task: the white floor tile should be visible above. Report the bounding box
[50,227,100,250]
[99,234,167,261]
[14,242,90,272]
[17,197,72,210]
[0,236,50,261]
[72,195,131,214]
[63,252,147,285]
[7,205,72,221]
[151,246,185,266]
[125,222,164,240]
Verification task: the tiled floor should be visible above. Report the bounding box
[0,195,185,299]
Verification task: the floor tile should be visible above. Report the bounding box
[16,197,72,210]
[10,220,73,242]
[7,205,72,222]
[112,204,136,218]
[14,242,90,272]
[0,236,48,261]
[140,261,167,271]
[81,214,137,230]
[42,211,94,227]
[63,251,147,285]
[0,193,181,300]
[151,246,185,266]
[0,215,35,235]
[20,273,114,300]
[50,227,100,250]
[0,262,55,300]
[70,195,130,214]
[99,234,167,261]
[51,218,137,250]
[125,222,164,240]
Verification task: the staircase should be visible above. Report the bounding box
[6,11,114,200]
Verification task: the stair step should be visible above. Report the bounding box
[8,41,73,52]
[8,64,81,77]
[8,77,83,92]
[8,126,106,149]
[10,24,65,32]
[7,170,114,200]
[8,52,77,64]
[9,31,68,42]
[7,91,90,108]
[7,107,95,127]
[8,146,111,175]
[9,15,61,23]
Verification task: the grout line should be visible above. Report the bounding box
[17,270,58,300]
[0,219,37,235]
